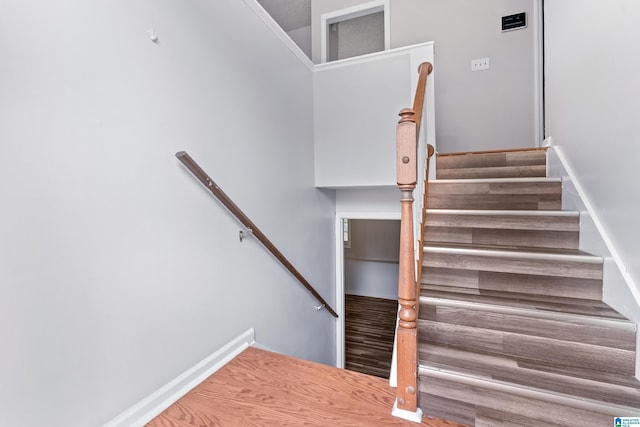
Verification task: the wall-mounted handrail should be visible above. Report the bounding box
[394,61,433,418]
[175,151,338,319]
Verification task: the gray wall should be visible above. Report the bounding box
[344,220,400,300]
[329,11,384,61]
[544,1,640,308]
[0,0,335,426]
[313,52,411,187]
[312,0,539,153]
[288,25,312,59]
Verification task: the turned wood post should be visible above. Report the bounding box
[395,108,419,412]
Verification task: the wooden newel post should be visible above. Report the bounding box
[395,107,420,417]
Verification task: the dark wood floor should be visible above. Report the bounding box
[345,294,398,378]
[147,347,467,427]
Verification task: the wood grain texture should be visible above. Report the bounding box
[425,226,579,250]
[417,147,639,424]
[421,286,621,318]
[146,347,466,427]
[437,165,546,179]
[419,375,615,427]
[425,211,580,232]
[423,251,603,280]
[422,267,604,301]
[436,149,546,170]
[421,343,640,407]
[420,304,636,350]
[345,294,397,378]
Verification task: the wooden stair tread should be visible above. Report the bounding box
[423,242,598,259]
[418,344,640,409]
[419,296,636,336]
[415,147,638,425]
[419,371,629,426]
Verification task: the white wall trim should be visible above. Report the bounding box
[242,0,314,70]
[314,41,433,72]
[533,0,544,146]
[103,329,256,427]
[320,0,390,64]
[335,211,400,369]
[548,145,640,310]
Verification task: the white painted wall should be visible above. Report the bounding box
[544,1,640,313]
[344,219,399,299]
[391,0,538,153]
[336,189,400,214]
[312,0,539,153]
[345,260,398,299]
[0,1,335,426]
[313,52,411,187]
[287,25,312,59]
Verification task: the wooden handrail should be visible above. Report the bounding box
[395,61,433,417]
[176,151,338,319]
[412,62,433,140]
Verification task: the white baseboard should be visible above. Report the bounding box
[392,400,423,423]
[103,328,256,427]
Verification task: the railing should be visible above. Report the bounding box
[175,151,338,319]
[394,62,433,419]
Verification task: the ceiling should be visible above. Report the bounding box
[257,0,312,32]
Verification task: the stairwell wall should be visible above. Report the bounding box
[0,1,335,426]
[311,0,540,153]
[544,1,640,321]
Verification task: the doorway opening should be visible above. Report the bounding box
[335,214,400,379]
[320,1,390,63]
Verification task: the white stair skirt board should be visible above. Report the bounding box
[103,328,257,427]
[392,400,424,423]
[389,303,400,388]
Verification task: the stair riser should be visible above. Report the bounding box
[419,344,640,408]
[437,150,547,170]
[428,194,561,210]
[425,226,579,250]
[425,213,580,232]
[422,267,603,301]
[420,320,636,375]
[429,181,562,210]
[437,165,546,179]
[420,304,636,350]
[424,251,602,280]
[419,376,614,427]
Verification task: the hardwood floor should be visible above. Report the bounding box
[146,347,467,427]
[345,294,398,378]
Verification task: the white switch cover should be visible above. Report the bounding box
[471,57,490,71]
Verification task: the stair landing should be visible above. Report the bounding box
[146,346,467,427]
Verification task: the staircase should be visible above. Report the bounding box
[417,148,640,426]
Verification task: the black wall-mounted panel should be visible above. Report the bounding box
[502,12,527,32]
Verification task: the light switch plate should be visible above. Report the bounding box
[471,57,490,71]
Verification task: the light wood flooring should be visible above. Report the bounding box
[146,347,467,427]
[345,294,398,378]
